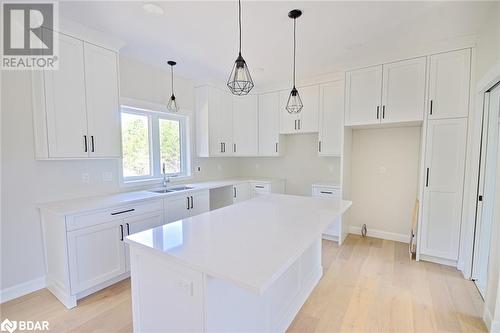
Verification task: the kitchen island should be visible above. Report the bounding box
[125,194,352,332]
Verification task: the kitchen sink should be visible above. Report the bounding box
[149,186,193,194]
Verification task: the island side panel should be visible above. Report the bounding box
[205,237,323,333]
[129,246,205,333]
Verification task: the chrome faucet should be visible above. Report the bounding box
[162,163,170,188]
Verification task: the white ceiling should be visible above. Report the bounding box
[60,1,494,87]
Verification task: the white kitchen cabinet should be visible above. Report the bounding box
[195,86,233,157]
[345,65,383,126]
[428,49,471,119]
[33,30,121,159]
[233,95,258,156]
[420,118,467,263]
[40,199,164,308]
[164,190,210,223]
[279,85,319,134]
[84,43,121,158]
[43,31,88,158]
[381,57,426,123]
[311,184,347,245]
[67,219,126,294]
[318,81,344,156]
[250,180,285,197]
[233,183,251,203]
[258,92,283,156]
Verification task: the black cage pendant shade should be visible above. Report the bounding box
[286,9,303,114]
[167,61,179,112]
[227,0,254,96]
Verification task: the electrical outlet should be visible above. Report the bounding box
[81,173,90,184]
[102,172,113,182]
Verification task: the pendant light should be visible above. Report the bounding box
[227,0,254,96]
[286,9,303,114]
[167,60,179,112]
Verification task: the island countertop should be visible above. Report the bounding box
[125,193,352,294]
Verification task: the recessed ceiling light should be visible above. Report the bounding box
[142,3,164,16]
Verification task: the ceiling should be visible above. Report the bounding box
[60,1,494,87]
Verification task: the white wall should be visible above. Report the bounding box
[350,127,421,240]
[237,134,341,196]
[0,56,239,295]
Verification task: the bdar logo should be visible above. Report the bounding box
[0,319,17,333]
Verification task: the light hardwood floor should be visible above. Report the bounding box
[1,235,486,333]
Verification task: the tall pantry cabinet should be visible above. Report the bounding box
[418,49,471,265]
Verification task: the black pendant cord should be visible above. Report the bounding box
[238,0,242,55]
[170,65,174,96]
[293,17,296,89]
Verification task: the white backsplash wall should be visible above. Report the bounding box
[350,126,422,239]
[237,134,341,196]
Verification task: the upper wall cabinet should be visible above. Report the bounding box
[32,30,121,159]
[195,85,234,157]
[345,57,427,126]
[233,95,258,156]
[258,92,283,156]
[381,57,427,123]
[318,81,344,156]
[428,49,471,119]
[345,65,383,126]
[280,85,319,134]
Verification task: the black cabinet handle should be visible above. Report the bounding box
[83,135,88,152]
[430,100,433,115]
[275,142,278,153]
[223,143,226,153]
[319,141,322,152]
[376,106,380,119]
[233,143,236,153]
[91,135,95,152]
[126,223,130,235]
[255,185,265,189]
[320,191,333,194]
[294,119,297,130]
[120,225,124,241]
[111,208,135,216]
[234,187,237,198]
[187,197,190,210]
[382,105,385,119]
[426,168,430,187]
[190,196,194,209]
[298,119,301,130]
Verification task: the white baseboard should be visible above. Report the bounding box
[484,305,500,333]
[349,226,409,243]
[0,276,46,304]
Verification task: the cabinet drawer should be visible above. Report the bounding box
[312,186,341,198]
[67,200,163,231]
[251,182,271,196]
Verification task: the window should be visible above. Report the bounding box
[120,106,189,182]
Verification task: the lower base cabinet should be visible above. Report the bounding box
[311,184,348,245]
[164,190,210,223]
[233,183,251,203]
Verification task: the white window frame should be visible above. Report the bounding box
[119,100,191,186]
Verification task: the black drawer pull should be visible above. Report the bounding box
[111,208,135,216]
[126,223,130,235]
[190,196,194,209]
[120,225,124,241]
[320,191,333,194]
[255,185,265,189]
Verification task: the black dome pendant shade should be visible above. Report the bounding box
[227,0,254,96]
[167,60,179,112]
[286,9,303,114]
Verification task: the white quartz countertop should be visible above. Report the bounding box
[125,194,352,294]
[38,178,284,216]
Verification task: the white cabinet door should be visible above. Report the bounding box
[233,95,258,156]
[44,31,88,158]
[219,91,234,155]
[84,43,121,158]
[428,49,471,119]
[297,85,319,133]
[258,92,282,156]
[345,65,383,126]
[190,190,210,216]
[233,183,251,203]
[381,57,426,123]
[421,118,467,261]
[165,195,191,224]
[206,87,224,156]
[67,219,126,293]
[318,81,344,156]
[279,90,299,134]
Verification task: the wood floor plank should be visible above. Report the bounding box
[0,236,486,333]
